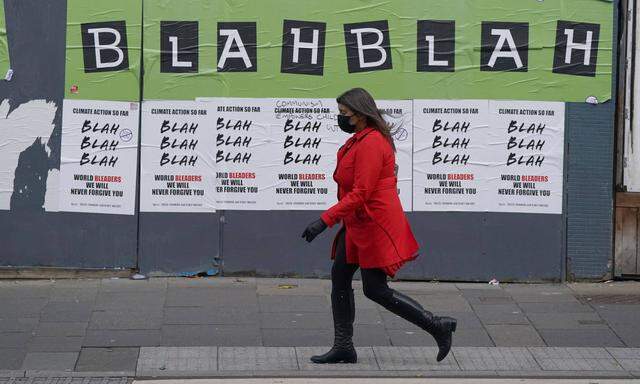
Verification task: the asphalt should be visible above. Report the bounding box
[1,277,640,379]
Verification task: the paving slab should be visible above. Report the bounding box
[167,277,256,289]
[32,322,88,337]
[411,296,474,312]
[219,347,298,371]
[83,329,161,347]
[22,372,134,378]
[473,305,530,325]
[0,332,30,348]
[258,296,330,313]
[353,325,392,346]
[353,308,384,326]
[131,380,639,384]
[137,346,217,376]
[53,279,100,288]
[259,311,331,329]
[94,292,166,310]
[0,283,53,299]
[39,301,95,322]
[26,336,84,352]
[459,289,512,300]
[596,308,640,325]
[0,348,26,370]
[373,346,459,370]
[529,347,624,371]
[100,278,167,293]
[390,281,459,292]
[453,347,540,371]
[0,318,38,333]
[511,294,581,304]
[0,298,49,317]
[518,302,595,313]
[352,294,380,309]
[505,285,576,298]
[484,325,545,347]
[387,329,437,347]
[440,312,485,329]
[456,283,505,291]
[89,310,163,330]
[50,288,98,302]
[0,370,25,377]
[379,312,423,330]
[162,325,261,346]
[296,347,379,371]
[164,307,258,325]
[75,347,139,372]
[608,348,640,371]
[382,312,482,333]
[256,281,329,296]
[537,328,625,347]
[256,277,325,288]
[494,371,636,378]
[21,352,78,371]
[132,346,640,378]
[166,288,257,308]
[448,328,495,347]
[505,283,574,293]
[609,324,640,347]
[526,312,608,329]
[568,281,640,295]
[465,296,515,305]
[261,328,332,347]
[41,309,94,323]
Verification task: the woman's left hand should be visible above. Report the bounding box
[301,219,328,243]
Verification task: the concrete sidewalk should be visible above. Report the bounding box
[1,277,640,378]
[135,380,640,384]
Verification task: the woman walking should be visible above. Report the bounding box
[301,88,457,364]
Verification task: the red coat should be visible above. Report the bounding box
[320,127,419,277]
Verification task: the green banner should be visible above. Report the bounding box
[142,0,613,102]
[65,0,141,101]
[0,0,9,78]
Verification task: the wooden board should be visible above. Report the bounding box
[616,192,640,207]
[615,206,639,276]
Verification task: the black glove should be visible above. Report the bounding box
[301,219,328,243]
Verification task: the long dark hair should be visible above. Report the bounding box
[336,88,395,151]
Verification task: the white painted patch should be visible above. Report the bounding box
[44,168,59,212]
[0,99,58,211]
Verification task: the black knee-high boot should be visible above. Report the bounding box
[310,289,357,364]
[381,291,456,362]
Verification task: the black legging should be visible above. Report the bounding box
[331,229,396,306]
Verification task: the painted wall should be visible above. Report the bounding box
[0,0,139,270]
[0,0,617,281]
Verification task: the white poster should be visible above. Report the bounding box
[270,98,340,210]
[487,100,565,214]
[57,97,565,214]
[140,100,216,212]
[379,100,413,211]
[413,100,489,211]
[59,99,138,215]
[0,100,58,211]
[198,98,275,210]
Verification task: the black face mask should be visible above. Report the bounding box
[337,114,356,134]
